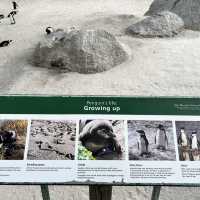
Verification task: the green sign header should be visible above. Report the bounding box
[0,96,199,115]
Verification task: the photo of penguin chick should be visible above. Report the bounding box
[78,119,125,160]
[128,120,176,161]
[176,121,200,161]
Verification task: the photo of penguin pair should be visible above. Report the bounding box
[79,119,125,160]
[176,122,200,161]
[128,120,176,161]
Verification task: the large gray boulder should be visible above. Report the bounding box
[33,29,128,74]
[127,11,184,37]
[145,0,200,30]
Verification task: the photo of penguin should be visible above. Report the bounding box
[27,120,76,160]
[155,124,168,150]
[128,120,176,161]
[176,121,200,161]
[0,120,28,160]
[136,130,149,157]
[78,119,125,160]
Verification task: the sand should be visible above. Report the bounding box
[1,0,200,199]
[0,0,199,96]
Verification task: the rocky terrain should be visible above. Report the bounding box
[27,120,76,160]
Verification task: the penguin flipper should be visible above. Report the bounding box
[197,139,200,149]
[165,135,168,146]
[178,134,181,145]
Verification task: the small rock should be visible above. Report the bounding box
[145,0,200,30]
[127,11,184,37]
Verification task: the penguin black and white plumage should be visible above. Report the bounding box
[178,127,189,147]
[0,130,16,144]
[12,1,19,11]
[0,40,13,47]
[137,130,149,156]
[46,27,54,35]
[155,124,168,150]
[189,131,200,161]
[0,14,4,23]
[0,130,16,156]
[79,120,122,159]
[7,11,16,24]
[177,127,190,161]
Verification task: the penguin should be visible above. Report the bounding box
[12,1,19,11]
[189,131,200,161]
[1,130,16,144]
[7,11,17,24]
[45,27,54,35]
[137,130,149,156]
[79,120,122,159]
[155,124,168,150]
[178,127,190,161]
[0,40,13,47]
[0,14,4,23]
[0,130,16,156]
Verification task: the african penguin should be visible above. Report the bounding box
[137,130,149,156]
[0,130,17,156]
[190,131,200,161]
[0,40,13,47]
[12,1,19,10]
[155,124,168,150]
[46,27,54,35]
[178,127,189,147]
[79,120,122,159]
[0,14,4,23]
[178,127,190,161]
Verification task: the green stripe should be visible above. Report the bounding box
[0,96,199,115]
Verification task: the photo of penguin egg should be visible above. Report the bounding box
[78,120,125,160]
[27,120,76,160]
[0,120,28,160]
[128,120,176,161]
[176,121,200,161]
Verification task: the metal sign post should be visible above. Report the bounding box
[40,185,162,200]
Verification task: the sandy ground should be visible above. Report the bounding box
[1,0,200,96]
[128,121,176,161]
[1,0,200,199]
